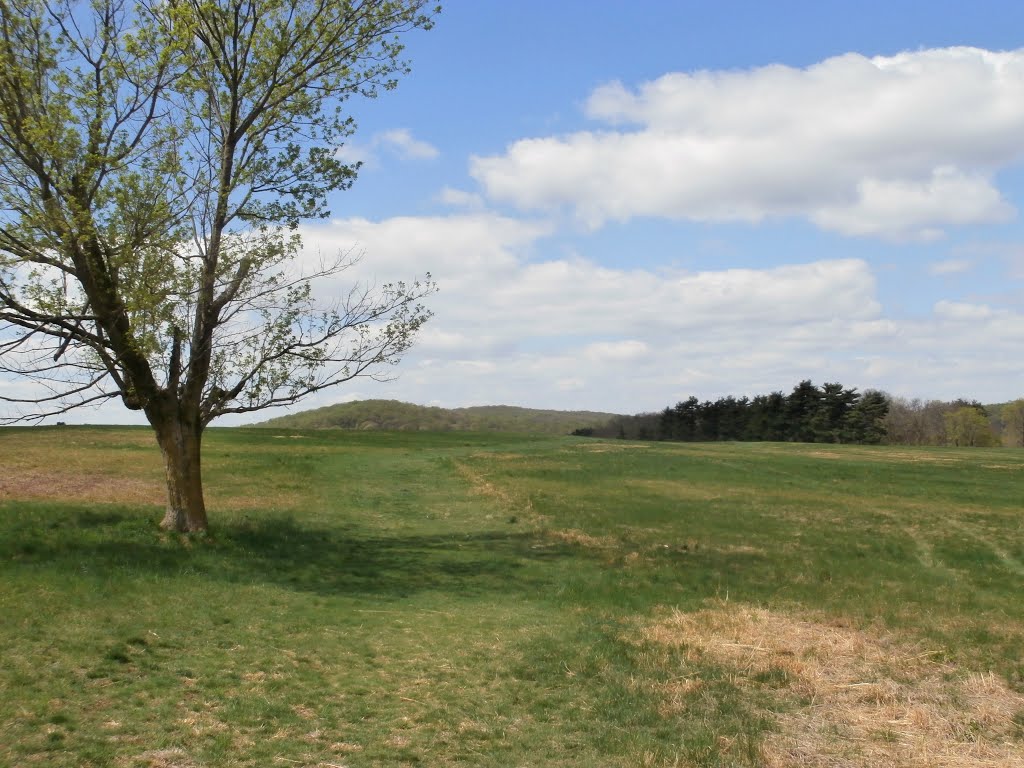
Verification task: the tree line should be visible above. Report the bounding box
[884,397,1024,447]
[575,381,889,444]
[578,384,1024,447]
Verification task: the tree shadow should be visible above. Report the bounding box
[216,515,570,597]
[4,508,574,600]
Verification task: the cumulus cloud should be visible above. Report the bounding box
[336,127,439,166]
[279,214,912,413]
[15,208,1024,424]
[376,128,440,160]
[811,167,1012,240]
[471,47,1024,239]
[285,212,1024,412]
[870,300,1024,400]
[298,212,551,289]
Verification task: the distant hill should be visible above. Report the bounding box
[252,399,622,435]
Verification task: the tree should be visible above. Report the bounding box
[1001,398,1024,447]
[811,382,858,443]
[0,0,438,531]
[842,389,888,444]
[785,379,821,443]
[746,391,787,441]
[944,407,998,447]
[672,396,699,441]
[883,396,927,445]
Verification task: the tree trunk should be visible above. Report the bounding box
[155,417,208,532]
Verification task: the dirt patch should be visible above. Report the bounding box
[642,604,1024,767]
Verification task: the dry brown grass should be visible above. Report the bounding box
[623,477,737,502]
[806,450,846,459]
[452,459,542,523]
[546,528,617,549]
[118,749,198,768]
[468,451,526,461]
[642,603,1024,767]
[0,429,303,510]
[0,431,166,505]
[0,467,165,505]
[0,463,298,511]
[758,445,972,466]
[578,442,652,452]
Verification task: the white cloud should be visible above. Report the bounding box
[279,214,904,413]
[929,257,973,275]
[933,300,996,321]
[471,47,1024,239]
[298,213,552,290]
[335,127,439,167]
[582,340,651,363]
[436,186,485,210]
[377,128,440,160]
[811,167,1012,240]
[282,212,1024,412]
[13,208,1024,424]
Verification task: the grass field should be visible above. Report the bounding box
[2,427,1023,767]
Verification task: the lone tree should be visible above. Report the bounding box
[0,0,438,531]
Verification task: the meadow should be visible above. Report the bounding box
[2,426,1023,767]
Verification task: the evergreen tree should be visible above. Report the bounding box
[786,380,822,442]
[843,390,889,444]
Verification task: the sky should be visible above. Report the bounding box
[10,0,1024,424]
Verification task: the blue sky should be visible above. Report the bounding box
[281,1,1024,418]
[10,1,1024,423]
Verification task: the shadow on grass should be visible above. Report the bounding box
[2,505,571,599]
[219,515,568,598]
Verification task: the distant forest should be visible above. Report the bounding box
[253,388,1024,447]
[577,381,1024,447]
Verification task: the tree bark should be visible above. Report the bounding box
[155,416,208,532]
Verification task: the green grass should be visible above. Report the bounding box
[2,428,1023,766]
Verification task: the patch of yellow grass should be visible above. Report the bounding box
[579,442,652,452]
[546,528,617,549]
[642,603,1024,767]
[623,477,735,502]
[119,749,197,768]
[469,451,525,461]
[452,460,541,523]
[0,430,302,510]
[806,450,846,459]
[0,467,165,505]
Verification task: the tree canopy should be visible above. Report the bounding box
[581,380,891,445]
[0,0,438,530]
